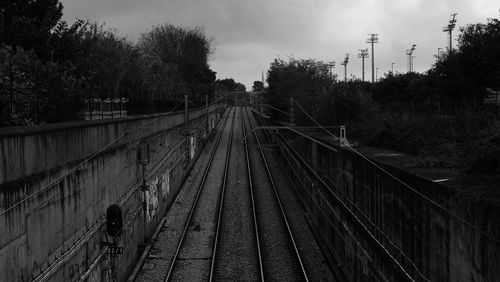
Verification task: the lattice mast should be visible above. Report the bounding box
[327,61,336,81]
[366,34,379,83]
[357,49,369,82]
[406,44,416,73]
[340,54,350,82]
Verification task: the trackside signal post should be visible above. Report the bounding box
[102,204,125,281]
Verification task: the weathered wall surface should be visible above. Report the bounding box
[0,105,225,282]
[274,129,500,282]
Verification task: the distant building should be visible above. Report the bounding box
[484,88,500,104]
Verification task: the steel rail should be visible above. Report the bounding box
[164,107,234,281]
[209,107,237,281]
[244,107,309,282]
[241,107,265,281]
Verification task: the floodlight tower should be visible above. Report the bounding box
[340,54,350,82]
[406,44,416,72]
[357,49,369,82]
[442,13,458,53]
[327,61,336,80]
[366,33,379,83]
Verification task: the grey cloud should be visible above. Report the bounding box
[60,0,499,88]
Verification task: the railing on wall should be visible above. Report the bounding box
[78,97,129,120]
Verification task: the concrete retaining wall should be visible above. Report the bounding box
[0,105,225,282]
[273,129,500,282]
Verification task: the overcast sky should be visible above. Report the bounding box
[60,0,499,89]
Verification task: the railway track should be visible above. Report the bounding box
[134,106,324,281]
[164,107,236,281]
[240,107,265,281]
[209,107,237,281]
[210,107,263,281]
[242,107,309,281]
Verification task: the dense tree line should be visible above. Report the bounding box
[375,17,500,115]
[215,78,246,92]
[252,81,264,92]
[266,16,500,181]
[266,57,367,125]
[0,1,216,126]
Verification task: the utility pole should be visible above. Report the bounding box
[442,13,458,53]
[366,33,379,83]
[327,61,336,80]
[391,62,395,74]
[340,54,350,82]
[406,44,416,73]
[357,49,369,82]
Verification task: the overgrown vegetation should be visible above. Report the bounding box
[0,1,216,126]
[266,17,500,184]
[215,78,246,93]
